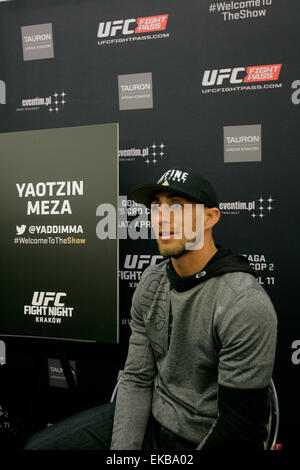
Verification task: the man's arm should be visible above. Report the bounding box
[197,288,277,450]
[110,278,157,450]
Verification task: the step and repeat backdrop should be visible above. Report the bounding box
[0,0,299,450]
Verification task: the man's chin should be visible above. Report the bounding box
[157,241,186,259]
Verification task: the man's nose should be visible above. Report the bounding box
[159,205,175,226]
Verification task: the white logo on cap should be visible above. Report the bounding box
[157,169,189,185]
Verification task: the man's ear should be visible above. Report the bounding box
[204,207,221,230]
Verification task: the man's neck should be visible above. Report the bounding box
[171,239,218,278]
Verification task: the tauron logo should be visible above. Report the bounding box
[118,72,153,111]
[224,124,262,162]
[21,23,54,61]
[202,64,282,86]
[98,14,168,38]
[48,358,77,388]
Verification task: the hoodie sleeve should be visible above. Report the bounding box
[216,287,277,389]
[197,384,270,450]
[110,276,157,450]
[197,287,277,450]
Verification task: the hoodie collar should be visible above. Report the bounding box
[167,245,257,292]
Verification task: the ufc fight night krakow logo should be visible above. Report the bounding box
[202,63,282,94]
[24,291,74,324]
[120,254,163,285]
[97,14,169,45]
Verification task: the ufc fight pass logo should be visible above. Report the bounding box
[97,14,168,38]
[202,64,282,86]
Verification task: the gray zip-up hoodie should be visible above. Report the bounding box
[111,250,277,450]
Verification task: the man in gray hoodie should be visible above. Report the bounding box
[24,166,277,451]
[110,166,277,450]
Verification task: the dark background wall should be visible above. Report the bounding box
[0,0,299,451]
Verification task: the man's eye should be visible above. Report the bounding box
[150,202,183,211]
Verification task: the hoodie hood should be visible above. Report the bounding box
[167,245,257,292]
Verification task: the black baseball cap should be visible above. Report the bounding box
[131,167,218,208]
